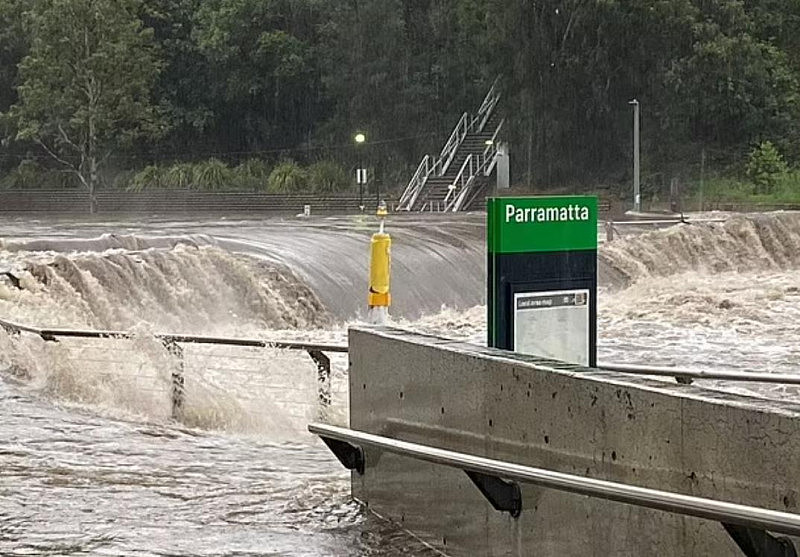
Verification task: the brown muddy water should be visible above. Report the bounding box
[1,212,799,555]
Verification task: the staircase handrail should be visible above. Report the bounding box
[397,154,431,210]
[398,77,501,211]
[443,154,475,208]
[469,76,502,134]
[480,118,505,177]
[446,136,501,212]
[437,112,468,176]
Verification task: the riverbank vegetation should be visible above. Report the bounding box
[0,0,799,207]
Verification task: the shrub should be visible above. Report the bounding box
[308,160,349,193]
[234,158,271,190]
[192,158,232,190]
[771,170,800,202]
[700,176,755,202]
[267,160,308,193]
[127,165,165,191]
[1,160,45,189]
[746,141,789,194]
[164,163,195,189]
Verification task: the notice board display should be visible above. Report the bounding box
[488,196,598,366]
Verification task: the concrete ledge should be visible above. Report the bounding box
[348,326,800,556]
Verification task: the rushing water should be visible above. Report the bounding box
[1,211,800,555]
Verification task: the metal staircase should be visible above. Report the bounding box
[397,78,503,212]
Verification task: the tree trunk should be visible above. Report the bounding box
[88,110,98,214]
[89,154,98,214]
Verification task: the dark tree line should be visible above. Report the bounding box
[1,0,799,196]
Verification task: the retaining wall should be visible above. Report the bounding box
[348,326,800,556]
[0,189,393,214]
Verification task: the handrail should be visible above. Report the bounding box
[443,154,474,208]
[597,362,800,386]
[444,118,505,212]
[607,218,727,226]
[309,422,800,537]
[471,76,501,133]
[6,315,800,386]
[446,144,493,212]
[398,155,431,210]
[398,77,502,212]
[0,316,346,352]
[0,315,346,418]
[437,112,468,176]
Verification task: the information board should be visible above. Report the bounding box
[514,289,590,366]
[487,196,597,366]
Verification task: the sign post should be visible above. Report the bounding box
[356,168,367,211]
[487,196,597,366]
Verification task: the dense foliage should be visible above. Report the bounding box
[1,0,799,202]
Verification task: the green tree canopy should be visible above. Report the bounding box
[4,0,165,210]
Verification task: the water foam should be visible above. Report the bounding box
[599,212,800,287]
[4,214,800,433]
[1,244,330,332]
[0,242,338,435]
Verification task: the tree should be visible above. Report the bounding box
[0,0,27,114]
[4,0,165,211]
[192,0,319,152]
[746,140,789,193]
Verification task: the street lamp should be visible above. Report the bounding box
[628,99,641,213]
[355,133,366,211]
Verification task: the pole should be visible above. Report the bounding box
[630,99,641,213]
[700,147,706,212]
[358,165,364,212]
[355,133,366,211]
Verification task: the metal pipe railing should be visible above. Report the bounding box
[398,155,431,210]
[6,314,800,406]
[5,315,800,387]
[308,422,800,537]
[597,362,800,386]
[0,316,345,419]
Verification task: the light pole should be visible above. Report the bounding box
[628,99,641,213]
[355,132,366,211]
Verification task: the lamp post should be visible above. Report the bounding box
[628,99,641,213]
[355,132,366,211]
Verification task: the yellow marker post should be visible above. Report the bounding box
[368,232,391,308]
[368,201,391,324]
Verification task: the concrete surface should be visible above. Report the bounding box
[348,326,800,556]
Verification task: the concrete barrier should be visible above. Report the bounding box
[0,189,394,214]
[348,326,800,556]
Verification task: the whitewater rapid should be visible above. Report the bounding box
[1,211,799,555]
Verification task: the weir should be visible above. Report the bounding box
[311,326,800,556]
[3,213,800,554]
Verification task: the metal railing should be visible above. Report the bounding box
[470,75,502,134]
[397,155,431,210]
[398,77,502,212]
[0,316,346,420]
[437,112,469,176]
[444,119,504,212]
[602,217,730,242]
[309,422,800,543]
[5,314,800,391]
[597,362,800,386]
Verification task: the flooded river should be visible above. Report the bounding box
[1,212,799,555]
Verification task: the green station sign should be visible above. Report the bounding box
[487,196,598,254]
[487,195,598,366]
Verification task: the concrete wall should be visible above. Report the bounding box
[348,326,800,556]
[0,190,393,214]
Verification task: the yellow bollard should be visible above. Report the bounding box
[368,232,391,308]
